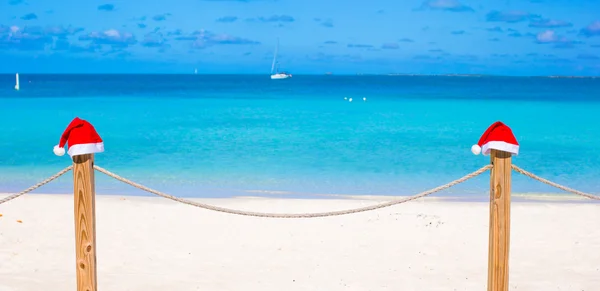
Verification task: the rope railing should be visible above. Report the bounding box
[0,165,73,205]
[511,165,600,200]
[92,164,492,218]
[2,164,599,209]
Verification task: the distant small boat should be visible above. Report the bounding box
[14,73,19,91]
[271,72,292,80]
[270,38,292,80]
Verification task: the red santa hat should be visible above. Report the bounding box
[53,117,104,157]
[471,121,519,156]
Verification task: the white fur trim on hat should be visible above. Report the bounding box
[471,144,481,155]
[53,145,65,156]
[481,141,519,156]
[67,142,104,157]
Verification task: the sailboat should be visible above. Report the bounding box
[14,73,19,91]
[270,39,292,80]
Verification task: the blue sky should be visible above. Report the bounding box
[1,0,600,75]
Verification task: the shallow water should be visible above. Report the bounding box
[1,74,599,198]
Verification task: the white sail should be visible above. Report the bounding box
[14,73,19,91]
[271,39,278,74]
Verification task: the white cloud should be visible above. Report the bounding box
[536,30,557,43]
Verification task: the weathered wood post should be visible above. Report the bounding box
[470,121,519,291]
[487,149,512,291]
[73,154,98,291]
[53,117,105,291]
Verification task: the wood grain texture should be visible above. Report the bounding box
[487,150,512,291]
[73,154,98,291]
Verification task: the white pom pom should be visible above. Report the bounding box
[471,144,481,155]
[54,145,65,156]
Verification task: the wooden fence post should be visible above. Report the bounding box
[73,153,98,291]
[487,149,512,291]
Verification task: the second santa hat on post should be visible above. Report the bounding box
[471,121,519,156]
[53,117,104,157]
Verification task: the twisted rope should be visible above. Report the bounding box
[511,165,600,200]
[0,166,73,205]
[93,164,492,218]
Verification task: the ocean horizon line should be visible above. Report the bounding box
[1,72,599,78]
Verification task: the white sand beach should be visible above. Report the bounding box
[0,193,599,291]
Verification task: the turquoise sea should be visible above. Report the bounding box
[1,74,600,199]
